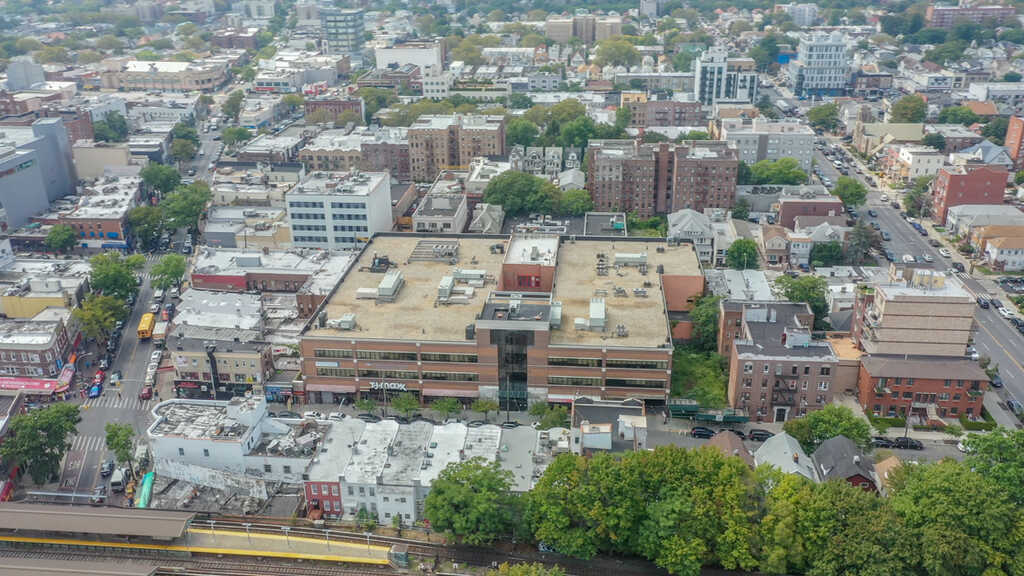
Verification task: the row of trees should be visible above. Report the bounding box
[481,171,594,217]
[353,393,502,423]
[423,428,1024,576]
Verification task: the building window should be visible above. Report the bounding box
[818,381,829,391]
[264,464,272,473]
[356,350,418,361]
[284,466,292,474]
[606,358,669,370]
[421,352,478,363]
[819,366,831,376]
[311,485,319,495]
[348,486,354,496]
[548,357,601,367]
[763,364,770,373]
[178,448,185,456]
[743,363,753,374]
[369,487,375,496]
[548,375,602,387]
[316,367,356,377]
[203,449,209,457]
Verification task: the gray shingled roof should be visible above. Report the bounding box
[812,435,876,486]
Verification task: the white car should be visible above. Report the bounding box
[998,307,1016,319]
[146,361,159,373]
[303,411,324,420]
[880,194,889,202]
[922,254,934,263]
[328,412,345,421]
[938,248,951,258]
[902,254,916,263]
[150,350,163,363]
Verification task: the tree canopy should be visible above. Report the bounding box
[750,158,807,185]
[807,102,839,132]
[93,111,129,142]
[594,37,640,67]
[964,428,1024,507]
[140,164,181,195]
[162,182,211,231]
[890,94,926,123]
[126,206,164,251]
[775,274,829,329]
[104,422,135,474]
[151,254,186,290]
[831,176,867,207]
[73,294,129,342]
[0,404,80,484]
[782,405,871,453]
[89,252,144,300]
[482,171,559,216]
[221,90,245,121]
[937,105,980,126]
[45,224,76,253]
[221,126,252,146]
[922,132,946,151]
[423,458,516,545]
[726,238,759,270]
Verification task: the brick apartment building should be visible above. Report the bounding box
[0,107,93,147]
[858,356,988,421]
[298,127,409,181]
[299,234,705,407]
[776,191,846,230]
[303,93,365,122]
[408,115,506,182]
[585,139,739,217]
[725,301,838,423]
[718,299,815,358]
[926,3,1015,28]
[0,308,74,379]
[1004,116,1024,169]
[931,162,1008,224]
[626,99,706,129]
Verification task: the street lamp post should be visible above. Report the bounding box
[281,526,291,548]
[243,522,252,545]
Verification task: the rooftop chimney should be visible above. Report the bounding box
[792,452,799,463]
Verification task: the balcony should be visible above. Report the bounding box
[875,383,891,395]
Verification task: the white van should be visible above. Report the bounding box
[110,468,126,493]
[902,254,916,264]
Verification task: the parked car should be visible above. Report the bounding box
[892,437,924,450]
[500,421,520,429]
[951,262,965,272]
[277,410,301,418]
[149,303,160,314]
[872,436,895,448]
[89,485,107,505]
[880,194,889,202]
[100,459,115,477]
[150,350,163,363]
[748,429,774,442]
[881,231,891,241]
[938,248,951,258]
[690,426,716,439]
[991,298,1004,309]
[356,413,380,423]
[867,209,877,217]
[977,297,990,309]
[93,370,105,385]
[922,254,934,263]
[998,306,1015,319]
[328,412,345,421]
[891,201,900,209]
[990,374,1003,388]
[303,411,324,420]
[88,384,102,398]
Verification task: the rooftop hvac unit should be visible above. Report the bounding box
[615,253,647,267]
[452,268,486,282]
[589,298,606,330]
[326,313,357,330]
[574,317,589,331]
[549,301,563,329]
[438,275,454,299]
[377,268,404,301]
[356,287,377,299]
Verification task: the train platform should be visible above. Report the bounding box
[184,527,391,564]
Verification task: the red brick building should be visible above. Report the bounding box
[1005,116,1024,170]
[858,356,988,422]
[304,94,365,122]
[626,100,706,129]
[931,163,1008,224]
[926,3,1015,28]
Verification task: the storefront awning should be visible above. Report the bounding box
[0,377,61,394]
[305,383,356,393]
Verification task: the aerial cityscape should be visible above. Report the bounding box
[0,0,1022,575]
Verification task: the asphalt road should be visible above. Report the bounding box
[59,256,163,504]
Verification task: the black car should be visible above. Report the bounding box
[500,421,520,429]
[891,201,901,209]
[100,459,115,477]
[871,436,895,448]
[748,429,774,442]
[892,437,924,450]
[277,410,301,418]
[356,413,381,423]
[977,297,990,309]
[690,426,716,439]
[466,420,485,427]
[867,209,877,217]
[991,298,1004,309]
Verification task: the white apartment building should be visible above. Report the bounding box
[421,66,454,99]
[788,32,850,98]
[985,237,1024,271]
[720,118,816,172]
[285,171,393,251]
[374,41,443,71]
[890,145,945,183]
[694,46,759,106]
[778,3,818,27]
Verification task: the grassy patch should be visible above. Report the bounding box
[671,347,727,409]
[868,415,906,433]
[975,265,996,276]
[960,409,997,431]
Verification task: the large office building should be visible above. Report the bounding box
[100,60,229,92]
[926,3,1015,28]
[719,117,816,172]
[0,117,76,204]
[788,32,850,98]
[321,8,364,58]
[285,170,393,251]
[694,47,759,106]
[408,115,506,182]
[543,14,622,45]
[299,234,704,407]
[585,139,739,217]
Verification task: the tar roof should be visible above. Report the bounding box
[148,400,248,441]
[0,558,157,576]
[308,235,507,341]
[860,355,989,381]
[0,503,194,539]
[550,239,700,347]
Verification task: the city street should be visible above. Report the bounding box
[57,255,163,503]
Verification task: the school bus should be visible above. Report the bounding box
[137,313,156,340]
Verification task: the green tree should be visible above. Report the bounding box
[982,117,1009,145]
[964,428,1024,506]
[736,161,753,185]
[281,93,304,110]
[0,404,80,484]
[538,405,568,430]
[389,391,420,418]
[844,221,878,265]
[104,422,134,476]
[506,93,534,110]
[335,109,363,127]
[559,189,593,216]
[94,111,129,142]
[810,241,843,267]
[751,158,807,185]
[151,254,186,290]
[73,294,127,342]
[221,90,245,121]
[431,397,462,421]
[890,94,927,123]
[689,294,721,353]
[95,34,122,51]
[170,138,197,165]
[162,182,211,231]
[89,252,144,300]
[937,105,980,125]
[594,38,640,67]
[505,118,539,148]
[904,176,933,218]
[171,122,200,146]
[140,163,181,195]
[489,563,565,576]
[354,397,378,415]
[775,274,829,329]
[726,238,759,270]
[423,458,516,545]
[77,49,104,64]
[1004,71,1022,82]
[126,206,164,251]
[831,176,867,207]
[889,459,1020,576]
[221,126,253,146]
[482,171,559,216]
[15,37,43,53]
[782,404,870,453]
[671,348,727,408]
[45,224,76,253]
[470,398,499,422]
[731,197,751,220]
[614,106,632,131]
[922,132,946,151]
[807,102,839,132]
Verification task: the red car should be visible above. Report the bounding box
[138,386,153,400]
[93,370,105,385]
